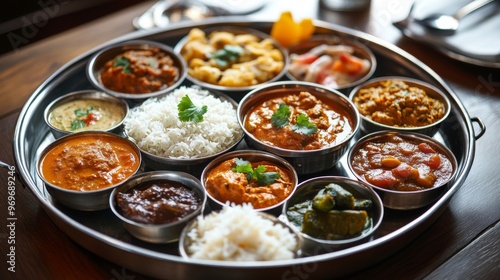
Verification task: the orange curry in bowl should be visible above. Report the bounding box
[39,134,141,192]
[244,91,354,150]
[204,158,295,209]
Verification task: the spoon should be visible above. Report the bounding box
[417,0,495,34]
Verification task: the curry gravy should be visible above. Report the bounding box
[49,99,125,132]
[244,91,354,150]
[205,158,294,209]
[40,134,140,191]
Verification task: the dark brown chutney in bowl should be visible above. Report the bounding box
[110,171,206,243]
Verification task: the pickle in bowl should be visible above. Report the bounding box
[283,176,383,254]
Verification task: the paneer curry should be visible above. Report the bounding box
[204,158,294,209]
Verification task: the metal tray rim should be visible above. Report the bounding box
[13,18,478,277]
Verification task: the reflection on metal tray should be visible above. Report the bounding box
[13,19,482,279]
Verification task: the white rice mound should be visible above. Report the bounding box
[186,203,299,261]
[124,86,243,159]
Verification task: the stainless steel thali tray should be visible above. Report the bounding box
[13,19,485,279]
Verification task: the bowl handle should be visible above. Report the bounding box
[471,116,486,140]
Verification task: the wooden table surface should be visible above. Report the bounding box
[1,0,498,279]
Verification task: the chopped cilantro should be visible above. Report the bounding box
[253,165,281,186]
[233,158,254,175]
[177,95,207,123]
[271,103,291,128]
[291,113,318,136]
[232,158,280,186]
[113,56,132,74]
[148,58,157,68]
[74,107,94,117]
[70,120,86,131]
[208,45,244,67]
[71,107,95,130]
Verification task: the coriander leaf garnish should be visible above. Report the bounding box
[74,108,88,117]
[291,113,318,136]
[113,56,132,74]
[178,95,207,123]
[74,107,94,117]
[148,58,157,68]
[208,45,244,67]
[271,103,291,128]
[233,158,254,174]
[70,120,86,131]
[71,107,97,130]
[253,165,280,186]
[232,158,280,186]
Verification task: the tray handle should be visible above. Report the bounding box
[471,116,486,140]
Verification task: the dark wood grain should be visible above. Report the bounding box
[0,1,153,118]
[1,0,499,279]
[425,221,500,280]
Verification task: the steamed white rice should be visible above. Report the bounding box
[124,86,243,159]
[186,203,299,261]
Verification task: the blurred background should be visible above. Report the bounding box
[0,0,144,55]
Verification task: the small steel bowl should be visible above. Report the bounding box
[174,26,289,101]
[109,171,207,244]
[36,131,142,211]
[237,81,360,175]
[44,90,129,139]
[87,40,187,100]
[286,35,376,94]
[349,76,451,136]
[282,176,384,255]
[125,87,244,176]
[179,207,303,261]
[347,131,458,210]
[201,150,298,216]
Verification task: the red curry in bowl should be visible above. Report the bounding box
[100,48,180,94]
[349,132,456,192]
